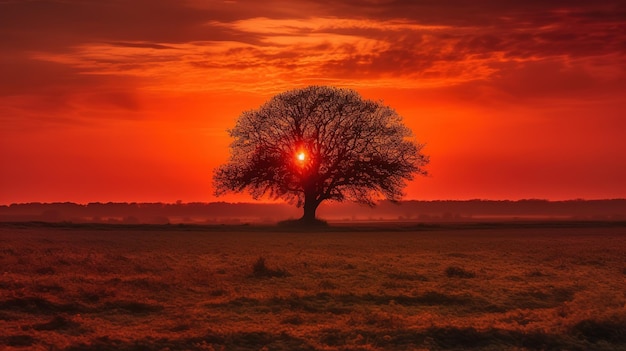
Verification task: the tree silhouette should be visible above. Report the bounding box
[213,86,429,224]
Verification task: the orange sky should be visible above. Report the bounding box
[1,0,625,204]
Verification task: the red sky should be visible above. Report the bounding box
[1,0,625,204]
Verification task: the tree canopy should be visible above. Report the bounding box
[213,86,429,223]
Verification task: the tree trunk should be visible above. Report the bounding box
[301,191,320,223]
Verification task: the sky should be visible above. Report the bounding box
[1,0,625,204]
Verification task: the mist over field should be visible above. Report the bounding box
[2,199,625,224]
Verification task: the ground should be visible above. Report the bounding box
[0,222,625,350]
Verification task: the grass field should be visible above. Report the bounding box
[1,222,625,350]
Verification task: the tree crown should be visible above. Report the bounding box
[213,86,428,208]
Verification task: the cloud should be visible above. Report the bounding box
[182,1,624,92]
[106,42,177,50]
[1,0,624,120]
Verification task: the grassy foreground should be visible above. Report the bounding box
[1,223,625,350]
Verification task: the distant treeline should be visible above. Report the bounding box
[323,199,626,222]
[1,199,625,224]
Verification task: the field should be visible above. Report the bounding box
[1,222,625,350]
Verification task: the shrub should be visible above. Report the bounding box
[251,257,289,278]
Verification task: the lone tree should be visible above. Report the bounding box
[213,86,429,224]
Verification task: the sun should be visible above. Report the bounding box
[297,152,306,162]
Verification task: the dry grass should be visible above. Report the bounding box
[0,223,625,350]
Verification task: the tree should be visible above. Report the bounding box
[213,86,429,224]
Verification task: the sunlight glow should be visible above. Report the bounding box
[297,152,306,162]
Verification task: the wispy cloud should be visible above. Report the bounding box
[3,1,623,97]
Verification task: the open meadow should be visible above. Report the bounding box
[1,222,625,350]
